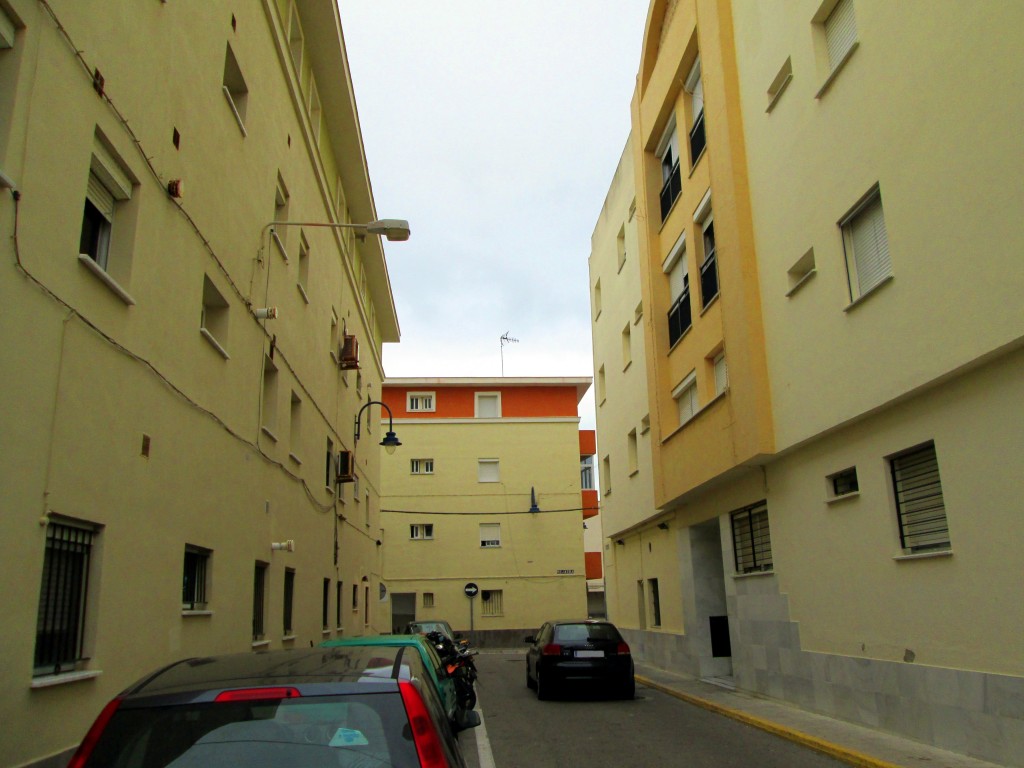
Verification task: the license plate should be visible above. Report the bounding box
[574,650,604,658]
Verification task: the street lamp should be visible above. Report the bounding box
[354,400,402,454]
[261,218,411,243]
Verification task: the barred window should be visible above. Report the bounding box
[284,569,296,635]
[423,592,435,608]
[35,522,96,676]
[731,501,772,574]
[182,546,210,610]
[481,589,503,616]
[891,442,949,553]
[252,562,267,641]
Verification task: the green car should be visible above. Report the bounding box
[321,635,477,732]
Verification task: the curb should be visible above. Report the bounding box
[635,674,902,768]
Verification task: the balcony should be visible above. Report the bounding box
[700,250,719,307]
[667,289,691,347]
[659,160,682,222]
[689,111,706,165]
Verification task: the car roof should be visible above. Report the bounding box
[549,619,616,626]
[122,646,417,699]
[322,634,432,649]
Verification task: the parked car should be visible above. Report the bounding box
[404,620,460,642]
[322,634,477,731]
[67,644,477,768]
[525,619,635,700]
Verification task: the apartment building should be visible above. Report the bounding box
[596,1,1024,763]
[0,2,403,765]
[380,378,593,645]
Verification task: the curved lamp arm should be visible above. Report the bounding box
[354,400,402,454]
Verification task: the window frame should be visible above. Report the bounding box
[481,589,503,617]
[890,442,950,554]
[731,501,773,575]
[411,458,435,475]
[841,186,892,303]
[673,371,698,426]
[474,392,502,418]
[407,391,436,412]
[477,458,500,483]
[410,523,434,540]
[656,116,682,221]
[252,562,268,643]
[684,56,706,165]
[479,523,501,549]
[182,545,211,612]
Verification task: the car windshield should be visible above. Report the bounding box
[85,693,420,768]
[553,623,622,644]
[409,622,453,640]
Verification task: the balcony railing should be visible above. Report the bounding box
[700,250,719,307]
[659,160,682,221]
[667,288,691,347]
[689,110,706,165]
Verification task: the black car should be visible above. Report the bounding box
[525,619,635,700]
[68,645,479,768]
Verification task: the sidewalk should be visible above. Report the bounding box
[633,661,1007,768]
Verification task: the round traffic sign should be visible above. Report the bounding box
[464,582,479,598]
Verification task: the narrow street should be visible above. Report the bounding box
[461,652,847,768]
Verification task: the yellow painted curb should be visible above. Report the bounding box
[634,675,902,768]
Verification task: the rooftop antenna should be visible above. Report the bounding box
[500,331,519,376]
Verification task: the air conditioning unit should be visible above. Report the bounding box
[335,450,356,484]
[339,334,360,370]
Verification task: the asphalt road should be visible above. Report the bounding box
[460,651,848,768]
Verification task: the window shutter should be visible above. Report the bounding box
[86,173,115,220]
[848,196,890,295]
[669,258,686,301]
[691,76,704,123]
[892,444,948,551]
[714,355,728,394]
[825,0,857,71]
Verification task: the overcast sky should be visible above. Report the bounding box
[339,2,649,428]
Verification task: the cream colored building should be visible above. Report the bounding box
[595,1,1024,764]
[380,378,593,644]
[0,2,403,765]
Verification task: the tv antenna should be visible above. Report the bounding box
[500,332,519,376]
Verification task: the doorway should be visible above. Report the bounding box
[391,593,416,634]
[691,518,732,679]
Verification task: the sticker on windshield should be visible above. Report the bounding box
[330,728,369,747]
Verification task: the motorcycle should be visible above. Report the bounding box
[426,630,478,711]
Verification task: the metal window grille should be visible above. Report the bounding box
[252,563,267,641]
[283,569,295,634]
[667,282,692,346]
[688,109,706,163]
[731,501,772,574]
[182,548,209,610]
[891,443,949,552]
[336,580,343,629]
[322,578,330,629]
[700,222,719,307]
[481,590,503,616]
[648,579,662,626]
[659,159,682,221]
[831,468,859,496]
[35,523,94,675]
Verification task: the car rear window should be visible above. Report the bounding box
[84,692,421,768]
[553,623,622,643]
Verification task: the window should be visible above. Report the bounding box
[699,217,719,307]
[200,275,230,358]
[824,0,857,72]
[410,524,434,540]
[34,521,96,676]
[648,579,661,627]
[289,392,302,462]
[657,118,682,221]
[423,592,435,608]
[182,545,210,610]
[593,279,602,319]
[685,56,706,164]
[621,323,632,369]
[480,524,501,548]
[673,372,698,425]
[601,455,612,496]
[222,43,248,135]
[766,57,794,112]
[407,392,435,412]
[283,569,295,636]
[1,5,15,48]
[330,311,340,363]
[481,589,503,616]
[665,233,691,346]
[731,501,773,574]
[640,414,651,435]
[713,352,728,396]
[411,458,434,475]
[596,364,606,405]
[261,355,278,438]
[325,437,334,489]
[841,187,891,301]
[272,174,290,259]
[616,225,627,271]
[627,430,638,475]
[478,459,500,483]
[828,467,859,498]
[786,248,817,296]
[475,392,501,418]
[351,583,359,610]
[580,455,595,490]
[297,232,310,302]
[252,562,268,642]
[322,578,330,630]
[890,442,949,553]
[335,580,343,629]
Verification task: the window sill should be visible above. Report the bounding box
[825,491,859,505]
[252,639,270,649]
[261,426,278,442]
[200,327,230,359]
[766,73,793,113]
[629,469,640,478]
[222,86,248,137]
[661,389,727,445]
[297,283,310,304]
[322,629,332,637]
[324,485,334,496]
[699,292,720,317]
[785,269,817,298]
[78,255,136,306]
[622,360,632,373]
[31,669,102,689]
[687,148,707,178]
[893,549,952,563]
[288,452,302,466]
[282,634,296,642]
[815,41,860,100]
[182,609,213,617]
[733,569,774,580]
[271,231,289,262]
[844,274,893,312]
[668,325,693,354]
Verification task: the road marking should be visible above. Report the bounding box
[473,698,496,768]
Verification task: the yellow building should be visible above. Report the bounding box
[380,378,593,645]
[0,1,404,765]
[598,1,1024,763]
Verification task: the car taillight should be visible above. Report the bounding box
[67,697,123,768]
[615,641,631,656]
[398,680,450,768]
[541,643,562,656]
[214,686,302,702]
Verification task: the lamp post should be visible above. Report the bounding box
[354,400,401,454]
[262,218,411,244]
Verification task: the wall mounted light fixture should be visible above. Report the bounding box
[354,400,401,454]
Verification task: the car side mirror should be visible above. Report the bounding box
[454,709,481,731]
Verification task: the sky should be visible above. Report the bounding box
[338,2,650,429]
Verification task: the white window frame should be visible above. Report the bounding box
[890,442,950,554]
[655,115,680,184]
[477,459,500,483]
[481,589,503,616]
[841,186,891,302]
[407,392,436,412]
[713,353,729,396]
[410,524,434,540]
[824,0,857,72]
[475,392,501,418]
[479,524,501,548]
[411,458,434,475]
[673,371,698,426]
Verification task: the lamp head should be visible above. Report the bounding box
[380,431,402,454]
[366,219,411,242]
